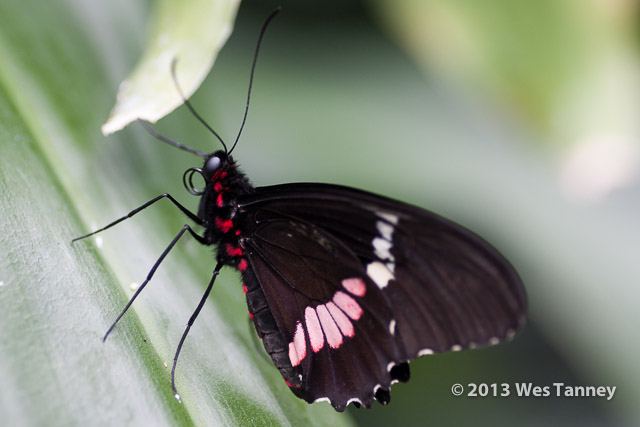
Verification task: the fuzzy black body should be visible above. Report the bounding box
[194,149,526,412]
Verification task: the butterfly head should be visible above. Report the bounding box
[202,151,227,181]
[182,150,233,196]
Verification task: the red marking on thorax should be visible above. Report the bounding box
[214,182,223,192]
[226,244,243,257]
[215,217,234,233]
[216,193,224,207]
[238,259,248,272]
[210,170,228,182]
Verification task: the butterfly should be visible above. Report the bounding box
[74,8,526,412]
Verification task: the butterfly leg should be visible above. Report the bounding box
[102,224,206,341]
[71,193,203,243]
[171,261,224,399]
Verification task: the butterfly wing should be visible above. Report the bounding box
[238,183,526,410]
[241,209,403,410]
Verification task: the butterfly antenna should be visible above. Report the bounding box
[170,58,229,153]
[138,120,207,157]
[228,7,281,155]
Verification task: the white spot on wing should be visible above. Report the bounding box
[314,397,331,404]
[418,348,434,356]
[451,344,462,352]
[367,261,395,288]
[376,220,394,240]
[386,262,395,273]
[489,336,500,346]
[373,237,393,262]
[386,362,396,372]
[347,398,363,407]
[371,213,398,277]
[389,319,396,335]
[376,212,398,224]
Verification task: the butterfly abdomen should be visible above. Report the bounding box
[243,267,304,389]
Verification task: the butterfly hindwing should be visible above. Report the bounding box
[241,208,405,410]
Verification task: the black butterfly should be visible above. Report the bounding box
[74,9,526,412]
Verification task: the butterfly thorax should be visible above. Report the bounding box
[197,151,254,268]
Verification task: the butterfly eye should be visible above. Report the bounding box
[203,156,222,181]
[182,167,205,196]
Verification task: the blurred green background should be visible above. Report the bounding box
[1,0,638,426]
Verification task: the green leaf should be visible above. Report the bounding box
[102,0,241,134]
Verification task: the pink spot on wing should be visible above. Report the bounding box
[238,259,248,272]
[333,291,363,320]
[242,283,247,293]
[305,307,324,352]
[288,322,307,366]
[341,277,366,297]
[316,304,343,349]
[326,302,354,337]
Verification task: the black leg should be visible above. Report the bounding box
[71,193,203,243]
[102,224,206,341]
[171,261,224,400]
